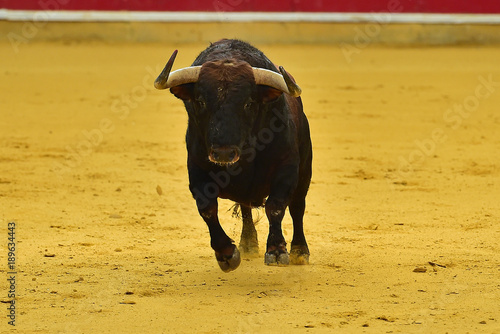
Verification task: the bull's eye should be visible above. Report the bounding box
[196,98,206,109]
[244,102,255,111]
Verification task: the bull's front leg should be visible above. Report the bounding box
[264,164,299,266]
[264,198,289,265]
[192,186,241,272]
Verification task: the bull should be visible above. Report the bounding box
[155,39,312,272]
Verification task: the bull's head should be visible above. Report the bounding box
[154,50,301,165]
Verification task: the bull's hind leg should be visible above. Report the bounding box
[289,197,310,265]
[238,204,259,254]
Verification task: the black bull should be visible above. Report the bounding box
[155,39,312,272]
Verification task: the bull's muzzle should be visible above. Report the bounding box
[209,145,241,165]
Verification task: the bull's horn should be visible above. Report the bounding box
[155,51,301,97]
[154,50,201,90]
[252,67,302,97]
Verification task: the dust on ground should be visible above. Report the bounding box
[1,41,499,333]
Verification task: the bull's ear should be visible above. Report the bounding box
[170,83,194,101]
[258,85,283,103]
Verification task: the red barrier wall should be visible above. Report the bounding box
[1,0,500,14]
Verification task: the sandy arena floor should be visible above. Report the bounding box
[1,40,500,333]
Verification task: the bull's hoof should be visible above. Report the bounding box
[290,246,310,265]
[290,252,309,265]
[216,246,241,272]
[265,251,290,266]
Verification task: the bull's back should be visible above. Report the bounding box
[192,39,277,72]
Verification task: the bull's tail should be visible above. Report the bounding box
[229,203,262,224]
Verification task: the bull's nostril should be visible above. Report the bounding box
[229,147,241,163]
[210,150,219,161]
[209,146,241,164]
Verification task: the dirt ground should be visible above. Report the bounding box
[1,40,499,333]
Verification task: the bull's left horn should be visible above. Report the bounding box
[252,67,302,97]
[154,50,201,90]
[279,66,302,97]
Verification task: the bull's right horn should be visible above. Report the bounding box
[252,66,302,97]
[154,50,201,90]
